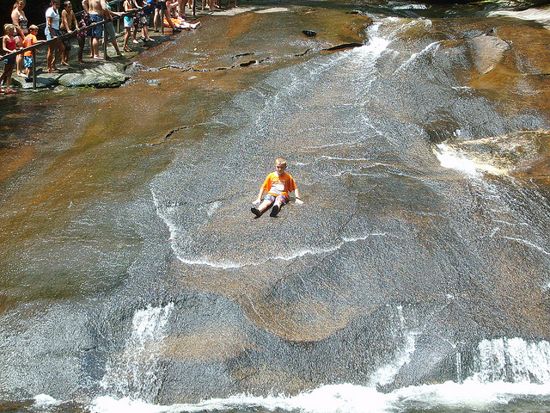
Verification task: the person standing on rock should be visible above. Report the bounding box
[101,0,123,57]
[251,157,304,218]
[60,0,78,65]
[11,0,28,77]
[1,24,18,94]
[45,0,65,72]
[87,0,105,59]
[122,0,137,52]
[22,25,43,80]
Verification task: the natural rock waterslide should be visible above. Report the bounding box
[0,1,549,412]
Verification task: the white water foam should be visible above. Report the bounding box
[395,41,441,74]
[91,336,550,413]
[100,303,174,402]
[33,394,62,408]
[433,143,507,177]
[473,338,550,383]
[391,3,428,10]
[91,381,550,413]
[500,236,550,257]
[321,156,372,162]
[255,7,289,14]
[353,23,391,66]
[369,332,417,386]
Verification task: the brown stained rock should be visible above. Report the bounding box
[161,328,255,361]
[0,146,36,184]
[242,298,358,342]
[468,23,550,117]
[468,34,510,74]
[173,257,358,343]
[512,130,550,183]
[225,11,257,41]
[295,8,372,46]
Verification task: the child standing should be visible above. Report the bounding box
[1,24,18,94]
[22,24,41,80]
[251,157,303,218]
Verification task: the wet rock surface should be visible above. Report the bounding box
[468,34,510,74]
[58,62,129,88]
[0,0,549,409]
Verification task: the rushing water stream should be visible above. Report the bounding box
[1,2,550,413]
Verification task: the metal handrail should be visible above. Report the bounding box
[2,0,204,90]
[1,4,163,89]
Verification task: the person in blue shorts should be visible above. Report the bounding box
[87,0,104,59]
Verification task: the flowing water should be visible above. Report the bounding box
[1,3,550,413]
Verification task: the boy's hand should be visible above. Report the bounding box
[295,199,304,205]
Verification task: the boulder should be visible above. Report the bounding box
[58,62,129,88]
[13,75,59,89]
[468,34,511,74]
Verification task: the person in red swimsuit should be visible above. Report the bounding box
[1,24,18,94]
[252,157,304,218]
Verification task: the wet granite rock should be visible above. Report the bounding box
[13,74,59,89]
[58,62,129,88]
[124,61,148,76]
[468,34,510,74]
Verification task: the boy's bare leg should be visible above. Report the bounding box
[269,199,284,217]
[251,199,273,217]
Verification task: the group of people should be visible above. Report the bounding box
[1,0,42,94]
[1,0,206,94]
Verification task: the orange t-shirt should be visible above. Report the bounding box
[261,171,296,197]
[23,34,37,57]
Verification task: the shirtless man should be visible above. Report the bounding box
[87,0,104,58]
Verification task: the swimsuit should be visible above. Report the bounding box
[88,13,103,38]
[3,36,16,65]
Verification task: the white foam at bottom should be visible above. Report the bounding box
[33,394,62,408]
[90,380,550,413]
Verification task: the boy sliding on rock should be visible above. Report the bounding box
[251,157,303,218]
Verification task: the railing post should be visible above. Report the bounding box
[32,49,36,90]
[117,0,121,33]
[103,22,109,60]
[161,7,164,34]
[192,0,195,18]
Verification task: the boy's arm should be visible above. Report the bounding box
[254,187,265,204]
[291,187,304,205]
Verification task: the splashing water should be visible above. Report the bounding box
[100,303,174,402]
